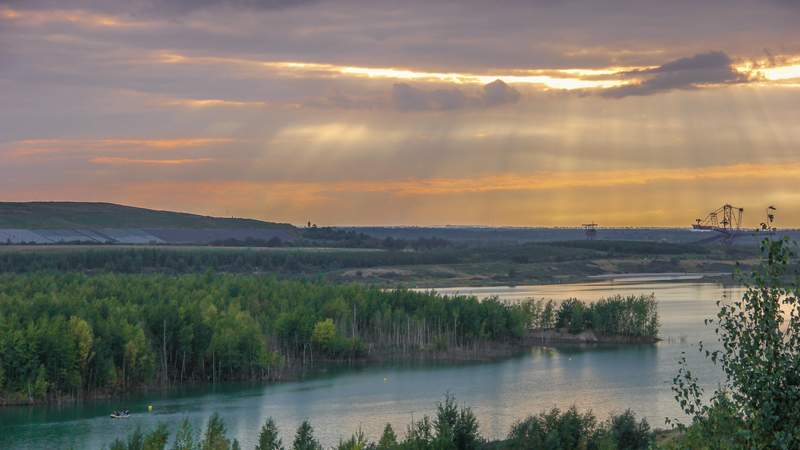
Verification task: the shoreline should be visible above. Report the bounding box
[393,271,739,290]
[0,333,657,408]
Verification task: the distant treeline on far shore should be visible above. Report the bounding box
[0,239,716,275]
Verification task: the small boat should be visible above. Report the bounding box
[110,410,130,419]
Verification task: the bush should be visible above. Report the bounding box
[672,238,800,448]
[506,407,651,450]
[100,400,652,450]
[608,410,651,450]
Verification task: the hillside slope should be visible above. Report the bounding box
[0,202,294,230]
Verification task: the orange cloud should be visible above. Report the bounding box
[7,161,800,226]
[5,138,234,158]
[153,51,638,90]
[67,160,800,198]
[243,162,800,196]
[152,50,800,92]
[162,98,267,108]
[89,157,212,166]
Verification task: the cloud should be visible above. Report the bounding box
[141,0,318,14]
[602,51,750,98]
[392,80,520,111]
[89,156,212,165]
[2,0,317,14]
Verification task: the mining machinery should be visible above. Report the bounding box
[582,223,598,240]
[692,204,777,244]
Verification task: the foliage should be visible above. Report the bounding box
[256,417,284,450]
[311,319,340,353]
[506,406,651,450]
[522,294,659,337]
[202,413,231,450]
[434,393,482,450]
[335,429,369,450]
[377,423,398,449]
[292,420,322,450]
[0,247,466,275]
[171,419,196,450]
[545,240,709,256]
[100,398,653,450]
[0,273,529,400]
[608,409,651,450]
[506,406,598,450]
[671,238,800,449]
[0,238,707,276]
[107,425,170,450]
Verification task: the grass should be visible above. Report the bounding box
[0,201,294,229]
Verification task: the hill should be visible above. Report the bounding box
[0,202,294,230]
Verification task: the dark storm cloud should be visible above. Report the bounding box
[392,80,520,111]
[603,51,750,98]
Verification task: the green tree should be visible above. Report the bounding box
[608,410,650,450]
[335,429,368,450]
[201,413,230,450]
[171,419,196,450]
[256,418,283,450]
[32,365,48,399]
[434,394,481,450]
[311,319,338,353]
[672,238,800,448]
[377,423,398,449]
[68,316,94,385]
[405,416,433,449]
[143,424,170,450]
[292,420,321,450]
[506,406,600,450]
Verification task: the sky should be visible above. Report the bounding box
[2,0,800,227]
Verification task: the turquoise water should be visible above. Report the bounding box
[0,281,742,449]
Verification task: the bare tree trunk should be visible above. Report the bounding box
[162,319,168,385]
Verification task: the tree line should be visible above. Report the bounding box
[521,294,659,337]
[0,273,530,403]
[0,240,707,276]
[0,247,465,274]
[100,395,653,450]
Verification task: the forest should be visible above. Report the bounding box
[0,240,712,276]
[0,273,531,403]
[0,247,465,274]
[0,272,660,405]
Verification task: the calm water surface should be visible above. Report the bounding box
[0,280,743,449]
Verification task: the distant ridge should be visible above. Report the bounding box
[0,202,294,230]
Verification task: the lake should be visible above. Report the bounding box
[0,280,743,449]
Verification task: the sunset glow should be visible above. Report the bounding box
[2,0,800,226]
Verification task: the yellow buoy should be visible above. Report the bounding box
[148,405,153,412]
